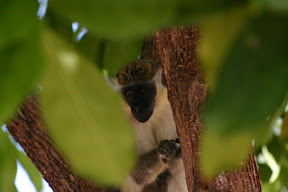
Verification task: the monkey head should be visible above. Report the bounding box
[116,59,164,123]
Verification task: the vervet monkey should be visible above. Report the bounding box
[115,59,187,192]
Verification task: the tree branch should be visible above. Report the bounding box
[7,95,119,192]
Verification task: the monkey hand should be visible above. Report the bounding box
[174,138,182,159]
[158,140,181,163]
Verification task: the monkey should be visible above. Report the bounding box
[115,59,187,192]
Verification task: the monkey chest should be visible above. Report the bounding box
[134,122,178,155]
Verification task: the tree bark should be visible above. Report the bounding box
[153,26,261,192]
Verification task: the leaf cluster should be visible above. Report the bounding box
[1,0,288,191]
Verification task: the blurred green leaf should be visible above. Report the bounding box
[0,32,44,125]
[199,7,248,89]
[45,10,141,77]
[258,163,272,182]
[49,0,175,39]
[45,10,105,70]
[175,0,248,24]
[16,150,43,191]
[200,13,288,177]
[75,33,102,67]
[257,137,288,183]
[0,131,17,192]
[102,39,142,76]
[48,0,248,39]
[251,0,288,13]
[262,179,282,192]
[0,0,44,125]
[204,13,288,136]
[199,130,252,177]
[266,137,286,163]
[0,0,39,49]
[280,155,288,188]
[40,29,135,185]
[281,113,288,141]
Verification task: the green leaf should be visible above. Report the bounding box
[258,163,272,182]
[74,33,102,67]
[40,29,135,185]
[102,39,143,76]
[199,7,248,89]
[174,0,248,24]
[0,0,39,49]
[199,130,252,177]
[202,15,288,175]
[0,131,17,192]
[0,0,44,125]
[204,13,288,137]
[251,0,288,13]
[280,153,288,188]
[266,137,286,163]
[281,113,288,141]
[262,179,282,192]
[45,10,142,76]
[49,0,175,39]
[45,10,105,70]
[48,0,249,39]
[0,32,44,125]
[16,151,43,192]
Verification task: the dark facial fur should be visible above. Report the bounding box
[121,82,156,123]
[117,59,161,123]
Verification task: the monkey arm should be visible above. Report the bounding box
[130,148,168,185]
[122,140,181,192]
[130,140,180,185]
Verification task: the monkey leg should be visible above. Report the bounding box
[131,140,179,185]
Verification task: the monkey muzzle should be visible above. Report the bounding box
[131,105,154,123]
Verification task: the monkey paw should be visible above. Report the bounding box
[158,140,180,163]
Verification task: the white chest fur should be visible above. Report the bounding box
[130,90,178,155]
[124,88,187,192]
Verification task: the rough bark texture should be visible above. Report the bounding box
[151,27,261,191]
[154,26,205,192]
[7,95,119,192]
[141,37,160,63]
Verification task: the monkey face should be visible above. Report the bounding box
[121,82,156,123]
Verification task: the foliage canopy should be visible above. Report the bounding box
[0,0,288,191]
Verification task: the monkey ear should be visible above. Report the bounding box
[104,74,121,91]
[152,69,166,88]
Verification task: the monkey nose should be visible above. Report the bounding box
[132,105,141,114]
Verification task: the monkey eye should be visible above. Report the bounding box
[126,90,133,95]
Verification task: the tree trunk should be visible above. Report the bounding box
[7,26,261,192]
[153,26,261,192]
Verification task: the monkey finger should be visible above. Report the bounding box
[176,147,182,159]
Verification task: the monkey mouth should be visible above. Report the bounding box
[133,109,153,123]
